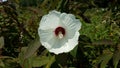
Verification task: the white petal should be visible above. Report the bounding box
[41,38,56,49]
[38,29,53,42]
[60,13,81,31]
[65,32,79,52]
[49,32,79,54]
[65,28,75,39]
[38,28,55,49]
[51,37,67,48]
[39,10,61,30]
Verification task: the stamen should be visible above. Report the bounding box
[58,32,63,39]
[54,26,65,38]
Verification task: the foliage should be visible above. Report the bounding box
[0,0,120,68]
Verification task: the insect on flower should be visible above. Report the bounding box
[38,10,82,54]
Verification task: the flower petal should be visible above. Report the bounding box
[49,32,79,54]
[65,28,75,39]
[65,32,79,52]
[38,29,53,42]
[38,29,55,49]
[60,13,81,31]
[51,37,67,48]
[39,10,61,30]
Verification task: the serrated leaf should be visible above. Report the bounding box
[113,45,120,68]
[24,37,41,59]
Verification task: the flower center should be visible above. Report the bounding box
[54,27,65,39]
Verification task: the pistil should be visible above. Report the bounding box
[54,26,65,38]
[58,32,63,39]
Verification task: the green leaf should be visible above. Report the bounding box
[32,55,55,68]
[70,46,78,58]
[18,47,27,67]
[18,47,35,68]
[32,56,50,67]
[0,60,5,67]
[55,53,68,67]
[95,50,113,68]
[45,55,55,68]
[100,53,113,68]
[0,36,4,49]
[24,37,41,59]
[113,45,120,68]
[23,59,32,68]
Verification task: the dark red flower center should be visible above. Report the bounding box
[54,27,65,36]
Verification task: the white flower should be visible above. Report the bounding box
[38,10,82,54]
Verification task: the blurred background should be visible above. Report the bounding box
[0,0,120,68]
